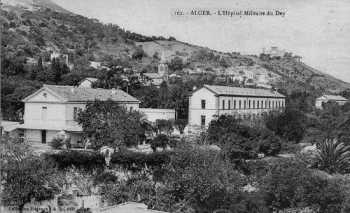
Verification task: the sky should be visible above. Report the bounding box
[53,0,350,82]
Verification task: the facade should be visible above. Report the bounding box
[188,85,286,127]
[315,95,348,109]
[19,85,140,147]
[139,108,176,122]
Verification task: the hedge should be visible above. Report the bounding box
[43,150,105,170]
[110,150,172,169]
[44,150,172,170]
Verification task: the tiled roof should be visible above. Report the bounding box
[318,95,348,101]
[44,85,140,103]
[143,73,163,79]
[204,84,285,98]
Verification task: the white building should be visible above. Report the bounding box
[19,84,140,147]
[78,77,98,88]
[315,95,348,109]
[262,46,287,58]
[139,108,176,122]
[188,85,286,127]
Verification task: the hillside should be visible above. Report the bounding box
[1,0,350,120]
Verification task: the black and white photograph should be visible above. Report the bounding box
[1,0,350,212]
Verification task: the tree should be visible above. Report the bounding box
[1,137,58,213]
[168,56,184,71]
[207,115,282,160]
[156,144,268,213]
[155,119,174,136]
[174,119,187,134]
[77,100,146,149]
[316,138,350,174]
[265,108,306,143]
[150,134,169,152]
[261,158,345,213]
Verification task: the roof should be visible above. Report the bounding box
[23,85,140,103]
[317,95,348,101]
[1,121,20,132]
[143,73,163,79]
[202,85,285,98]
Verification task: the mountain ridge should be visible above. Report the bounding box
[2,0,350,95]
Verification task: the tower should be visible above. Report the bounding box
[158,52,168,79]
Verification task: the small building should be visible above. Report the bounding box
[188,84,285,127]
[315,95,348,109]
[141,73,166,87]
[78,77,99,88]
[262,46,287,58]
[139,108,176,122]
[1,121,21,138]
[18,85,140,148]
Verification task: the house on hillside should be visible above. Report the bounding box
[78,77,98,88]
[262,46,287,58]
[17,85,140,148]
[188,85,285,127]
[315,95,348,109]
[141,60,169,87]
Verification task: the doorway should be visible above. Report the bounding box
[41,130,47,144]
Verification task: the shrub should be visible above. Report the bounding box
[257,133,282,156]
[110,150,171,170]
[316,139,350,174]
[44,150,105,170]
[150,134,169,152]
[94,171,119,185]
[50,138,63,149]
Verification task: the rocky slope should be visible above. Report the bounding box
[1,0,350,94]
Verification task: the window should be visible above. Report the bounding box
[269,100,271,108]
[73,107,80,121]
[244,100,247,109]
[43,93,47,98]
[228,100,231,109]
[239,100,241,109]
[265,100,268,108]
[222,100,225,110]
[201,100,206,109]
[41,106,47,120]
[130,106,133,112]
[248,100,251,109]
[257,100,260,108]
[201,115,206,126]
[253,100,255,109]
[234,100,236,109]
[261,100,263,109]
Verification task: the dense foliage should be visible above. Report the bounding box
[77,100,146,149]
[1,137,59,213]
[207,115,282,159]
[44,149,171,171]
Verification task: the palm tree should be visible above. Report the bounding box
[316,138,350,174]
